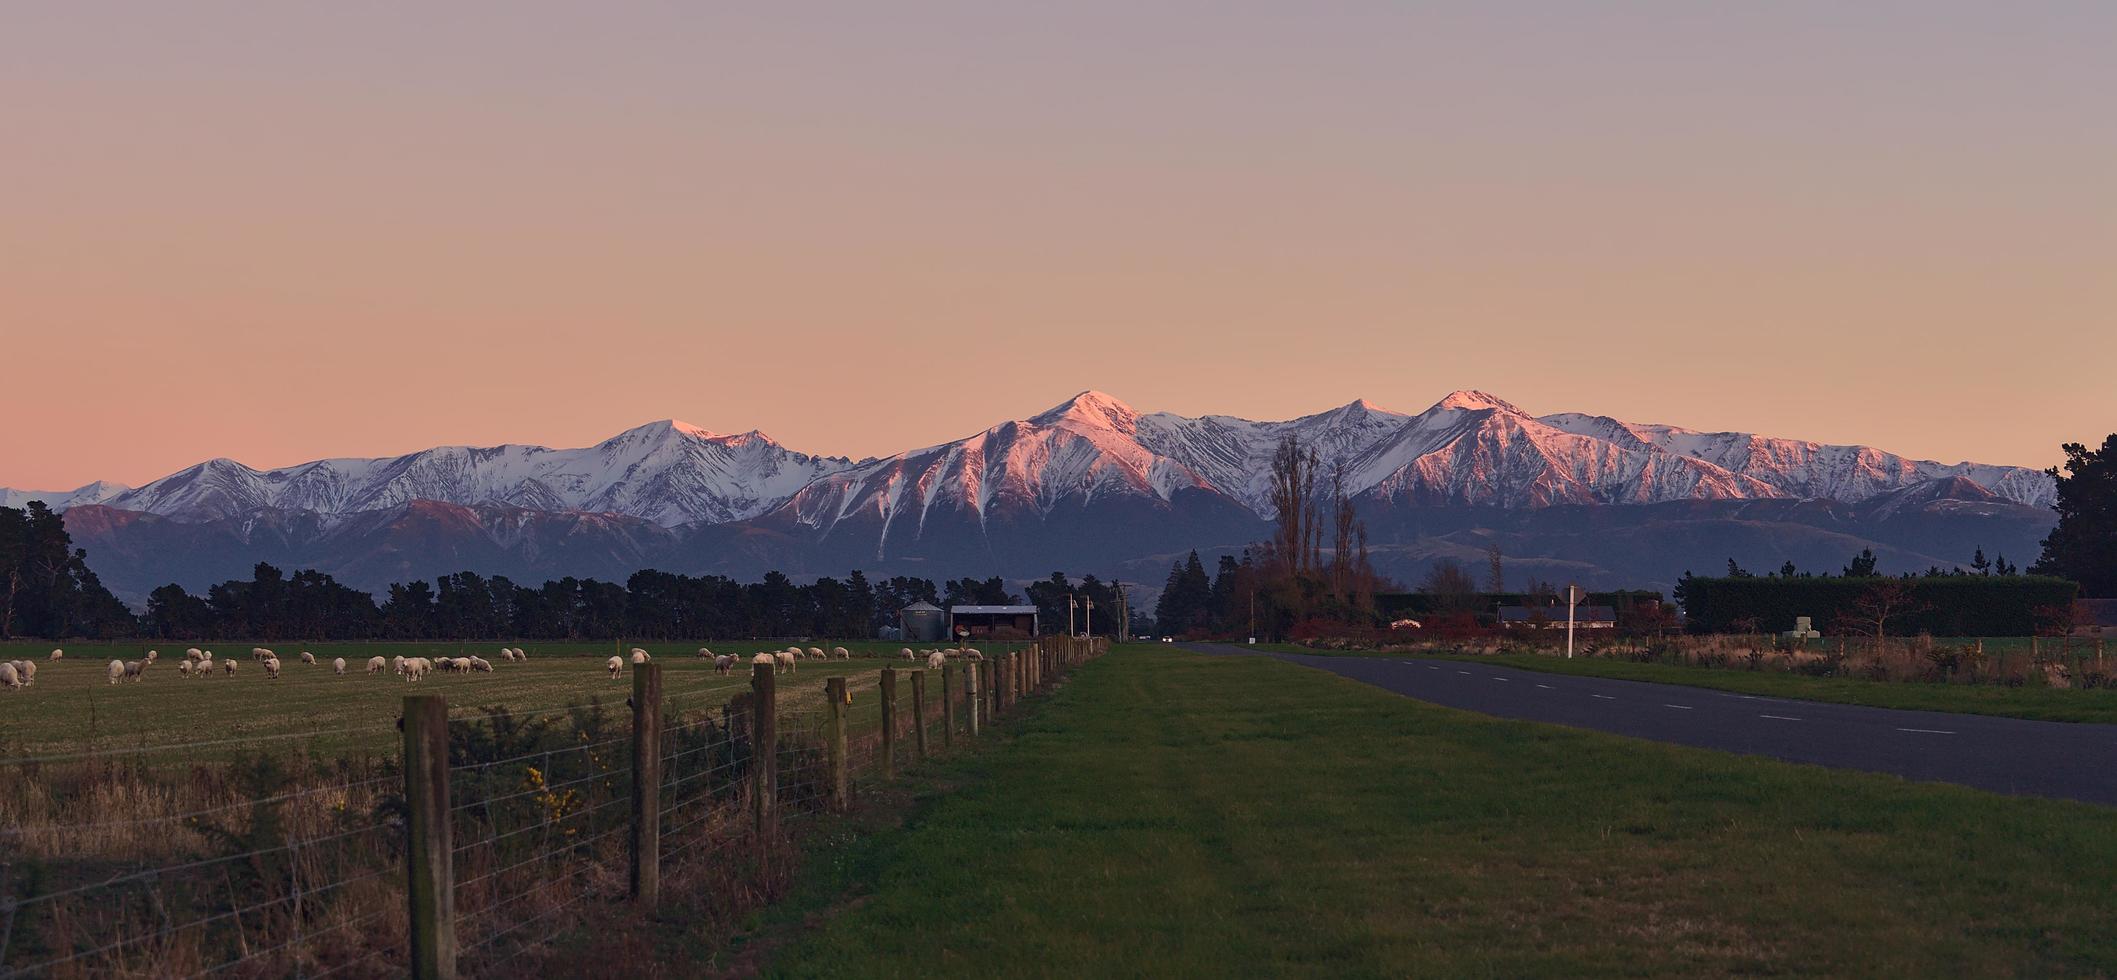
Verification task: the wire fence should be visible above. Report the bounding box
[0,637,1109,977]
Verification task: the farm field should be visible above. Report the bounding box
[752,646,2117,976]
[0,639,1019,761]
[1252,643,2117,724]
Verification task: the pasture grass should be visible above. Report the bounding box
[758,645,2117,977]
[1253,643,2117,724]
[0,639,1013,761]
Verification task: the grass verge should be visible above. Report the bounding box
[754,646,2117,977]
[1252,643,2117,724]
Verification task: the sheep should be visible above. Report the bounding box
[333,657,348,675]
[714,653,736,675]
[49,647,63,661]
[774,650,797,674]
[607,656,624,679]
[178,660,194,677]
[963,648,984,661]
[832,646,850,660]
[697,646,714,659]
[630,649,650,666]
[263,657,281,679]
[222,660,238,676]
[513,647,528,660]
[300,651,316,665]
[926,650,948,670]
[124,660,147,682]
[252,647,273,661]
[469,656,494,673]
[11,661,35,687]
[449,657,474,674]
[367,656,387,674]
[400,658,430,682]
[900,647,915,660]
[144,649,159,663]
[750,652,776,671]
[0,663,18,690]
[184,648,202,662]
[107,659,126,685]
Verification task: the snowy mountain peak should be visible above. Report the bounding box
[1428,389,1523,414]
[1032,390,1140,434]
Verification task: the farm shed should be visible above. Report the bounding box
[948,604,1040,640]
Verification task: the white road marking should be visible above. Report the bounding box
[1896,727,1956,735]
[1492,677,1508,682]
[1591,694,1615,701]
[1760,714,1802,721]
[1664,704,1693,710]
[1456,670,1471,675]
[1536,684,1553,690]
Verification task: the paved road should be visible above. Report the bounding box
[1185,644,2117,806]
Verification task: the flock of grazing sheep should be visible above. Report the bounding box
[2,643,997,693]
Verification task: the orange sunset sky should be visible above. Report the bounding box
[3,3,2111,490]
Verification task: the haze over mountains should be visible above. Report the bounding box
[4,391,2057,603]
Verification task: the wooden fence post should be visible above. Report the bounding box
[630,662,662,908]
[911,669,929,762]
[941,664,956,748]
[825,676,849,812]
[752,662,777,842]
[403,694,456,980]
[881,667,898,779]
[964,660,981,737]
[983,660,996,721]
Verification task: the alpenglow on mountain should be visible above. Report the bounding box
[9,389,2053,526]
[5,390,2058,600]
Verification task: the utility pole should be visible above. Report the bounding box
[1067,594,1076,637]
[1117,582,1129,642]
[1566,584,1580,659]
[1248,590,1256,645]
[1084,596,1094,638]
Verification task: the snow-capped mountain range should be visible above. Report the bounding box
[4,389,2054,528]
[8,390,2059,601]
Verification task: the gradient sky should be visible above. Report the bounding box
[3,2,2111,489]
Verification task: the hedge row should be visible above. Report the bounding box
[1677,575,2079,636]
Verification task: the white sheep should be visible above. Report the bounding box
[300,651,316,665]
[0,663,19,690]
[11,661,35,687]
[263,657,281,679]
[926,650,948,670]
[469,656,493,673]
[751,652,776,671]
[333,657,348,675]
[965,648,984,662]
[252,647,273,661]
[368,656,387,674]
[184,648,202,662]
[832,646,850,660]
[144,649,159,663]
[124,660,147,682]
[449,657,474,674]
[607,656,624,679]
[222,660,237,676]
[630,649,650,666]
[177,660,194,677]
[774,650,797,674]
[107,659,126,685]
[714,653,737,675]
[513,647,528,660]
[697,646,714,659]
[49,647,63,661]
[900,647,915,660]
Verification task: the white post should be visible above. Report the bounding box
[1085,598,1094,638]
[1566,585,1579,659]
[1067,595,1076,637]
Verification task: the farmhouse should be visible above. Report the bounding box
[1498,605,1617,629]
[948,604,1039,640]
